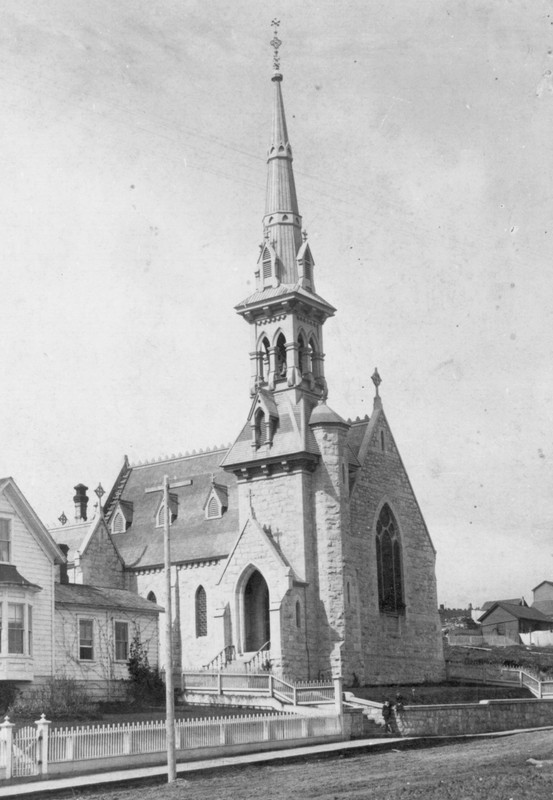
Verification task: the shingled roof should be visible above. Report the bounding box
[55,583,163,613]
[105,448,239,570]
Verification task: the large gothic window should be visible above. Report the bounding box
[376,504,404,614]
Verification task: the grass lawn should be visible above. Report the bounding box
[346,682,533,705]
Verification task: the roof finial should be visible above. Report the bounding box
[371,367,382,398]
[270,19,282,73]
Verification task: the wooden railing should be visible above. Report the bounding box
[182,671,338,707]
[501,667,553,699]
[245,641,271,672]
[202,645,236,672]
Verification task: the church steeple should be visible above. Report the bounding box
[262,66,303,285]
[234,24,335,406]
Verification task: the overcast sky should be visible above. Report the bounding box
[1,0,552,607]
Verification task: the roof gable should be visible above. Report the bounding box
[0,477,65,565]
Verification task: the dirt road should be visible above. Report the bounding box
[56,729,553,800]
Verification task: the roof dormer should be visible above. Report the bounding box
[204,483,229,520]
[110,500,134,534]
[257,242,280,290]
[155,493,178,528]
[296,239,315,291]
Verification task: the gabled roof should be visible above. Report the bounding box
[102,449,239,570]
[55,583,163,613]
[480,598,527,612]
[532,581,553,593]
[0,477,65,564]
[479,602,550,623]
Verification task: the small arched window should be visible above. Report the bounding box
[255,408,266,448]
[275,334,287,380]
[195,586,207,637]
[260,337,270,381]
[295,600,301,628]
[112,511,125,534]
[304,249,313,282]
[147,591,157,604]
[376,504,404,614]
[297,334,306,376]
[309,336,318,377]
[262,247,272,281]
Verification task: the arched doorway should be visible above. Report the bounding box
[244,570,270,652]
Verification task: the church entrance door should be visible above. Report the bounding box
[244,570,270,653]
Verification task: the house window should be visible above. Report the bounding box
[195,586,207,638]
[28,606,32,656]
[114,621,129,661]
[8,604,24,654]
[376,504,404,614]
[0,519,11,562]
[79,619,94,660]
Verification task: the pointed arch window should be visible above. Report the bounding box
[147,591,157,604]
[112,511,125,534]
[259,336,270,382]
[376,504,404,614]
[254,408,267,448]
[297,334,307,376]
[303,249,313,282]
[156,495,178,528]
[195,586,207,638]
[309,336,319,378]
[275,334,287,381]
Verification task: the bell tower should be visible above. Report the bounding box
[234,22,335,413]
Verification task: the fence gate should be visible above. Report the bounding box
[12,726,40,778]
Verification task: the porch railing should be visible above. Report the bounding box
[202,645,236,672]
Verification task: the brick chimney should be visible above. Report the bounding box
[73,483,89,522]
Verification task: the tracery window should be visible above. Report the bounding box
[195,586,207,638]
[376,504,404,614]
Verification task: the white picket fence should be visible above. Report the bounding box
[1,712,344,779]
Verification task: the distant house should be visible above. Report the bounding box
[531,582,553,617]
[0,477,162,698]
[471,598,527,625]
[478,601,552,647]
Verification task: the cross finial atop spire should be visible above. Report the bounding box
[371,367,382,397]
[270,19,282,73]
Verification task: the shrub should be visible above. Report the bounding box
[8,676,96,719]
[0,683,20,716]
[127,633,165,705]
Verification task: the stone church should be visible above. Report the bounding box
[52,56,445,686]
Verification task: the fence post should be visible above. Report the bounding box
[35,714,51,776]
[293,685,298,706]
[333,676,344,715]
[218,671,223,695]
[0,716,14,780]
[268,673,274,697]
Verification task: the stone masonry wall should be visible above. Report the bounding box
[237,470,320,679]
[79,522,125,589]
[135,561,222,671]
[348,409,445,684]
[310,422,350,678]
[395,698,553,736]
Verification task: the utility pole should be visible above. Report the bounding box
[145,475,192,783]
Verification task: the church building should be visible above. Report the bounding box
[52,44,445,686]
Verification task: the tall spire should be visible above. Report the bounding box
[263,22,303,285]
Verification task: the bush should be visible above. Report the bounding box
[0,683,20,716]
[127,634,165,705]
[8,677,96,720]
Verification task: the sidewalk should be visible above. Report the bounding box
[3,725,553,798]
[0,735,408,797]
